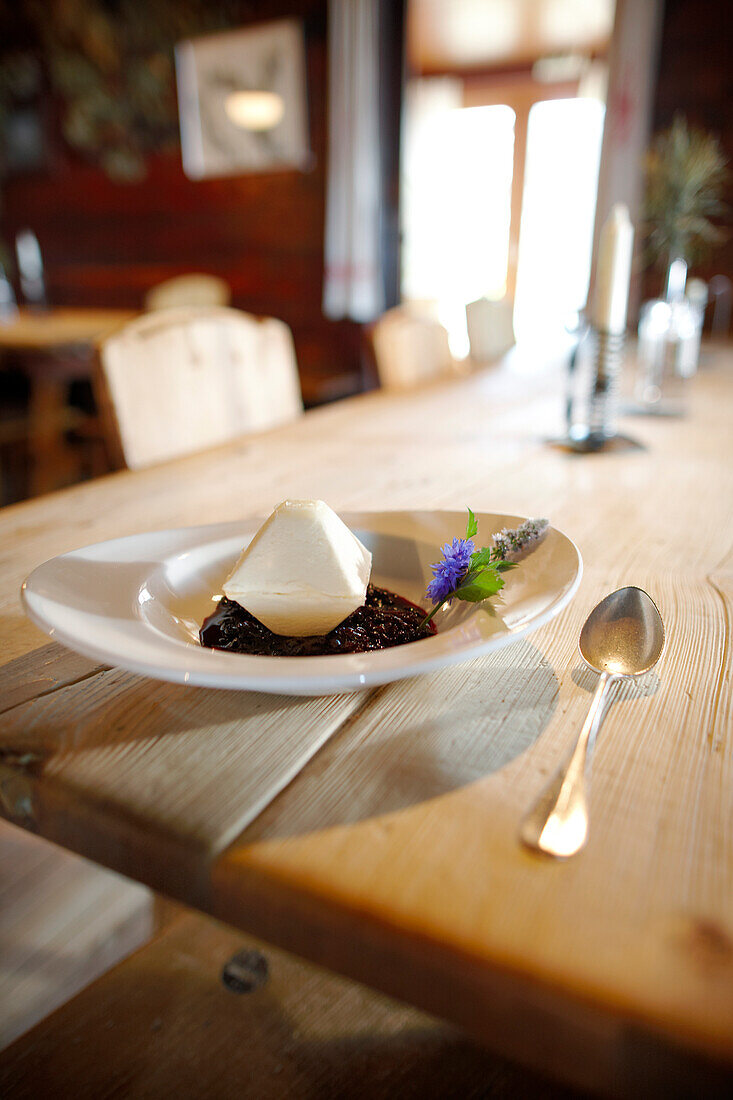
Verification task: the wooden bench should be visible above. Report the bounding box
[0,821,153,1049]
[0,908,589,1098]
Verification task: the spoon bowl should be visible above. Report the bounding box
[520,586,664,858]
[579,586,665,678]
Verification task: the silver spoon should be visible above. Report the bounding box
[520,586,664,858]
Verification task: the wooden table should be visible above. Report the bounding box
[1,343,731,1094]
[0,308,137,497]
[0,307,136,351]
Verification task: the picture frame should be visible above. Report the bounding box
[175,18,311,180]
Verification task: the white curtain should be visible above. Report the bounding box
[323,0,385,322]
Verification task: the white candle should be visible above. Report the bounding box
[592,203,634,334]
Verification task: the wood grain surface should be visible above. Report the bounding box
[1,342,731,1093]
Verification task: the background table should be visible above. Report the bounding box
[0,343,731,1094]
[0,308,137,497]
[0,308,136,352]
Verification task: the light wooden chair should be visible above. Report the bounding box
[144,273,231,312]
[95,306,304,470]
[369,305,455,390]
[465,297,515,365]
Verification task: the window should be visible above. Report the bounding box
[401,74,606,355]
[513,97,605,343]
[402,88,515,354]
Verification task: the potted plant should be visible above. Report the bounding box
[643,114,728,298]
[636,116,728,409]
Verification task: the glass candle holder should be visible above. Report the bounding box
[635,296,701,415]
[560,324,635,452]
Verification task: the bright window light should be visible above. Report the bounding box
[401,101,515,356]
[513,97,605,344]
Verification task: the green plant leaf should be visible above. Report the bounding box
[468,546,495,570]
[465,508,478,540]
[454,569,504,602]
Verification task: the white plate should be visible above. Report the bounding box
[21,511,581,696]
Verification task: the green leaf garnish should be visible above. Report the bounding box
[453,570,505,602]
[468,546,495,571]
[465,507,478,540]
[421,513,549,628]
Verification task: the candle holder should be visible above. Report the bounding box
[550,325,643,454]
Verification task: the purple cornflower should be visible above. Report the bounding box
[426,537,474,604]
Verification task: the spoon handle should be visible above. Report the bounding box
[520,671,614,858]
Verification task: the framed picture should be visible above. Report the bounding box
[175,19,310,180]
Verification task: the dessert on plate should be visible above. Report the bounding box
[199,500,548,658]
[200,500,435,656]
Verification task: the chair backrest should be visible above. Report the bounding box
[144,274,231,312]
[95,307,303,469]
[465,297,515,364]
[370,306,454,390]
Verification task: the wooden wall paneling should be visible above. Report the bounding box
[0,2,374,405]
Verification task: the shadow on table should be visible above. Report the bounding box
[0,633,308,764]
[2,629,559,844]
[245,638,559,840]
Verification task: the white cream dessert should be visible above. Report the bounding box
[222,499,372,636]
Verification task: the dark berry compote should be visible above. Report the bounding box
[200,584,435,657]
